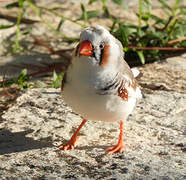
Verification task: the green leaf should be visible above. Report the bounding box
[18,0,26,7]
[103,6,110,17]
[119,24,129,46]
[56,17,65,31]
[81,3,88,23]
[158,0,172,10]
[114,24,138,45]
[50,7,66,11]
[51,71,63,88]
[136,50,145,64]
[180,40,186,47]
[88,0,99,4]
[174,0,182,10]
[111,0,128,10]
[144,0,151,6]
[5,1,19,9]
[16,69,29,89]
[0,24,15,29]
[52,70,58,81]
[78,10,102,21]
[123,47,129,52]
[102,0,110,17]
[13,26,23,52]
[172,24,186,39]
[110,19,118,33]
[87,10,102,19]
[157,0,171,15]
[180,8,186,15]
[150,14,167,25]
[20,69,27,77]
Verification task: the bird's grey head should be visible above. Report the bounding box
[80,25,110,45]
[78,25,124,68]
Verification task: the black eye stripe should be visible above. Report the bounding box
[91,46,104,64]
[91,42,106,64]
[92,49,96,58]
[99,48,104,65]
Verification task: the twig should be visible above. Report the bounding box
[32,35,72,61]
[128,46,186,51]
[168,37,186,45]
[168,18,178,36]
[32,35,54,54]
[162,16,173,32]
[155,16,173,31]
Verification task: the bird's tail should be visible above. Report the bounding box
[131,68,140,78]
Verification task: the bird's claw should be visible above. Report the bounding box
[59,144,75,150]
[105,144,124,155]
[59,136,82,151]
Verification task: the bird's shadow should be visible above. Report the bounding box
[0,128,53,155]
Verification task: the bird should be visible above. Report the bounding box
[59,25,142,155]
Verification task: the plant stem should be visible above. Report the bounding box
[172,0,181,17]
[13,4,23,52]
[137,0,143,38]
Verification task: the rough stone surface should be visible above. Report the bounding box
[138,54,186,94]
[0,88,186,179]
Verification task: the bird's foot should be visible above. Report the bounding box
[59,119,87,151]
[105,143,124,155]
[59,136,82,151]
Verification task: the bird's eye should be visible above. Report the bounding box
[99,43,104,49]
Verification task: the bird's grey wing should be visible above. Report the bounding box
[114,38,142,98]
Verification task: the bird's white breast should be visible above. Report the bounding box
[63,56,136,122]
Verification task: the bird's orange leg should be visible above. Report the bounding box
[59,119,87,150]
[106,121,124,155]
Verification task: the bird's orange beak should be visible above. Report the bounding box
[79,40,93,56]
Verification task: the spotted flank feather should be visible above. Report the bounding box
[118,80,128,101]
[97,72,139,101]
